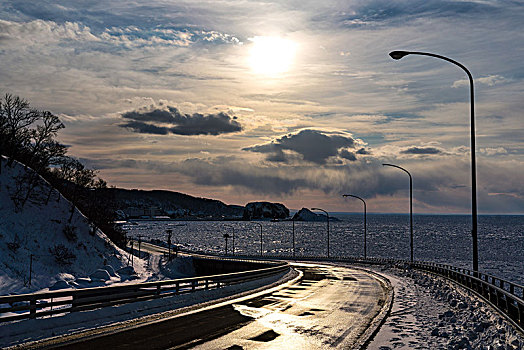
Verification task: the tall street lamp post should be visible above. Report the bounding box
[311,208,330,258]
[382,163,413,262]
[223,233,230,255]
[292,215,296,259]
[342,194,367,259]
[231,226,235,256]
[253,222,263,256]
[166,229,173,261]
[389,50,478,272]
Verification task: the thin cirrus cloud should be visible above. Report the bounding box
[120,106,242,136]
[313,0,500,29]
[243,129,363,164]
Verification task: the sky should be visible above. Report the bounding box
[1,0,523,214]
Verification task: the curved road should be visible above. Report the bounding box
[50,263,389,349]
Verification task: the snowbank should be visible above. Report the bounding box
[0,157,138,295]
[366,265,523,349]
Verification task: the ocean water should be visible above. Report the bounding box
[123,214,523,285]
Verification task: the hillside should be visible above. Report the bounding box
[0,157,132,295]
[99,188,250,219]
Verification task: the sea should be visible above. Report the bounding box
[122,214,523,285]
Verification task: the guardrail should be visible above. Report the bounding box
[411,260,524,332]
[217,253,523,331]
[0,261,289,323]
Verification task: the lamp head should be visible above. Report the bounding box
[389,51,409,60]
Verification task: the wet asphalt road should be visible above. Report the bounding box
[49,263,388,349]
[191,263,388,349]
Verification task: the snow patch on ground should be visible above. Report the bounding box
[367,265,523,350]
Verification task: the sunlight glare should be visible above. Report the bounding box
[249,36,297,76]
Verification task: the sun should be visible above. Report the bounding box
[248,36,297,76]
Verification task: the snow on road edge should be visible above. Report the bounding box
[365,265,523,350]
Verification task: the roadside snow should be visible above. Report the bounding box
[366,265,523,350]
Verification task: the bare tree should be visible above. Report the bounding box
[0,94,39,170]
[25,111,65,169]
[1,93,126,247]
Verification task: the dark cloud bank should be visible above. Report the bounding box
[401,147,443,155]
[243,129,365,164]
[120,106,242,136]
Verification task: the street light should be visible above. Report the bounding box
[166,229,173,261]
[389,50,478,272]
[292,214,296,259]
[382,163,413,262]
[342,194,367,259]
[311,207,330,258]
[231,226,235,255]
[223,233,230,255]
[253,222,263,256]
[223,224,236,255]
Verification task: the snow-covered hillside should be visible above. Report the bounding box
[0,156,133,295]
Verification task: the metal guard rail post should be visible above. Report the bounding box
[0,262,289,323]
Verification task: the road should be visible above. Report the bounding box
[133,241,175,255]
[49,263,389,349]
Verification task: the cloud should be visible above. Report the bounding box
[400,146,443,155]
[198,30,242,45]
[120,105,242,136]
[453,75,509,88]
[0,18,242,51]
[1,0,522,214]
[119,120,170,135]
[179,157,310,195]
[314,0,500,29]
[338,149,357,161]
[100,27,193,47]
[243,129,362,164]
[80,153,524,213]
[480,147,508,156]
[99,27,242,48]
[356,147,371,155]
[0,19,99,43]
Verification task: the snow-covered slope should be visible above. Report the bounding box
[0,156,130,295]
